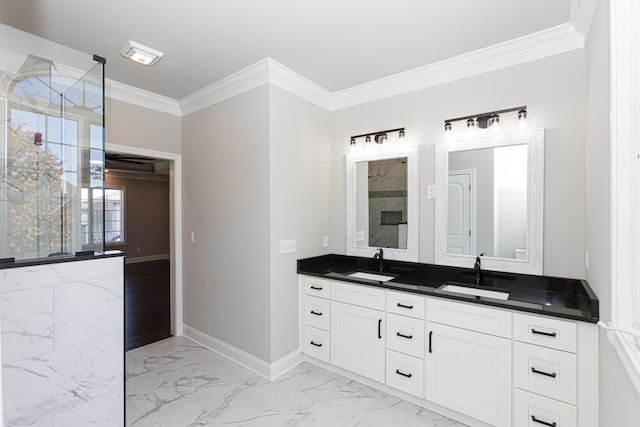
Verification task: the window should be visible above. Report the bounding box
[104,188,125,244]
[609,0,640,395]
[80,187,125,246]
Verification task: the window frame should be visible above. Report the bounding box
[609,0,640,395]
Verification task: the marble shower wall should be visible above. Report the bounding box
[0,256,124,426]
[368,159,407,249]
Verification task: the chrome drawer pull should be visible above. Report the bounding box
[397,302,414,309]
[531,328,557,337]
[310,310,323,316]
[310,286,323,290]
[531,367,557,378]
[531,415,557,427]
[309,341,322,347]
[396,332,413,339]
[395,369,412,378]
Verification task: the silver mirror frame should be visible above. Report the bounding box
[435,129,544,274]
[346,145,419,262]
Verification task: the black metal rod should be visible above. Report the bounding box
[445,106,526,124]
[395,369,412,378]
[429,331,433,353]
[378,319,382,339]
[531,416,557,427]
[351,127,405,140]
[397,303,414,309]
[396,332,413,339]
[531,329,557,337]
[531,367,557,378]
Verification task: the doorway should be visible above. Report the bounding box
[105,143,183,349]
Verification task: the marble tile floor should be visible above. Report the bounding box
[126,336,465,427]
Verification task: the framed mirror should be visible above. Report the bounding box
[435,130,544,274]
[346,145,419,261]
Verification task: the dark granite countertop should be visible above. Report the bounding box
[298,254,599,323]
[0,250,126,270]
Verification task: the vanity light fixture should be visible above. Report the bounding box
[119,40,164,66]
[443,106,527,139]
[349,128,406,146]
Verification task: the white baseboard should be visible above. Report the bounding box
[125,254,170,264]
[182,324,303,381]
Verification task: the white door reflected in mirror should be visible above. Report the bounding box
[435,130,544,275]
[446,144,528,259]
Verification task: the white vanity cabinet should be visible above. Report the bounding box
[425,298,512,427]
[302,277,331,363]
[330,282,386,383]
[298,275,598,427]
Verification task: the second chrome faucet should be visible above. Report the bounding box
[373,248,384,272]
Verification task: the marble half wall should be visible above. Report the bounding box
[0,256,124,426]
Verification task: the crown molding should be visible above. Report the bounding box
[266,58,333,110]
[570,0,598,43]
[106,79,181,116]
[179,58,271,116]
[330,23,583,110]
[124,23,586,116]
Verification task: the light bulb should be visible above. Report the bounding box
[517,109,528,133]
[466,118,478,139]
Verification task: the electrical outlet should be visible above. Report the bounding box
[323,235,329,248]
[585,249,590,270]
[427,185,436,199]
[189,232,195,243]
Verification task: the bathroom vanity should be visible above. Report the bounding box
[297,254,598,427]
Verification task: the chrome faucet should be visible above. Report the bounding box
[474,255,484,285]
[373,248,384,272]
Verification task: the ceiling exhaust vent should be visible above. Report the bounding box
[119,40,164,66]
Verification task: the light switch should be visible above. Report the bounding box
[279,239,296,254]
[427,185,436,199]
[323,235,329,248]
[189,232,195,243]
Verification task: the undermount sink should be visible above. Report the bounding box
[347,271,395,282]
[439,282,510,300]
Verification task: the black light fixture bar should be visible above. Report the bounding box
[445,106,526,129]
[350,127,405,140]
[350,127,406,145]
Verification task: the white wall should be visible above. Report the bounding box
[106,98,181,154]
[268,85,331,361]
[182,86,272,361]
[584,0,640,424]
[330,51,587,279]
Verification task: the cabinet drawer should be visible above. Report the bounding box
[386,350,424,398]
[331,281,386,311]
[514,389,577,427]
[426,297,512,338]
[514,342,577,405]
[303,326,330,363]
[514,313,577,353]
[304,295,331,331]
[386,313,425,358]
[386,290,425,319]
[304,276,331,299]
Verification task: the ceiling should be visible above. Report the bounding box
[0,0,571,100]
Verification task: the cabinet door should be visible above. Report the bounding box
[331,301,385,383]
[425,322,512,426]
